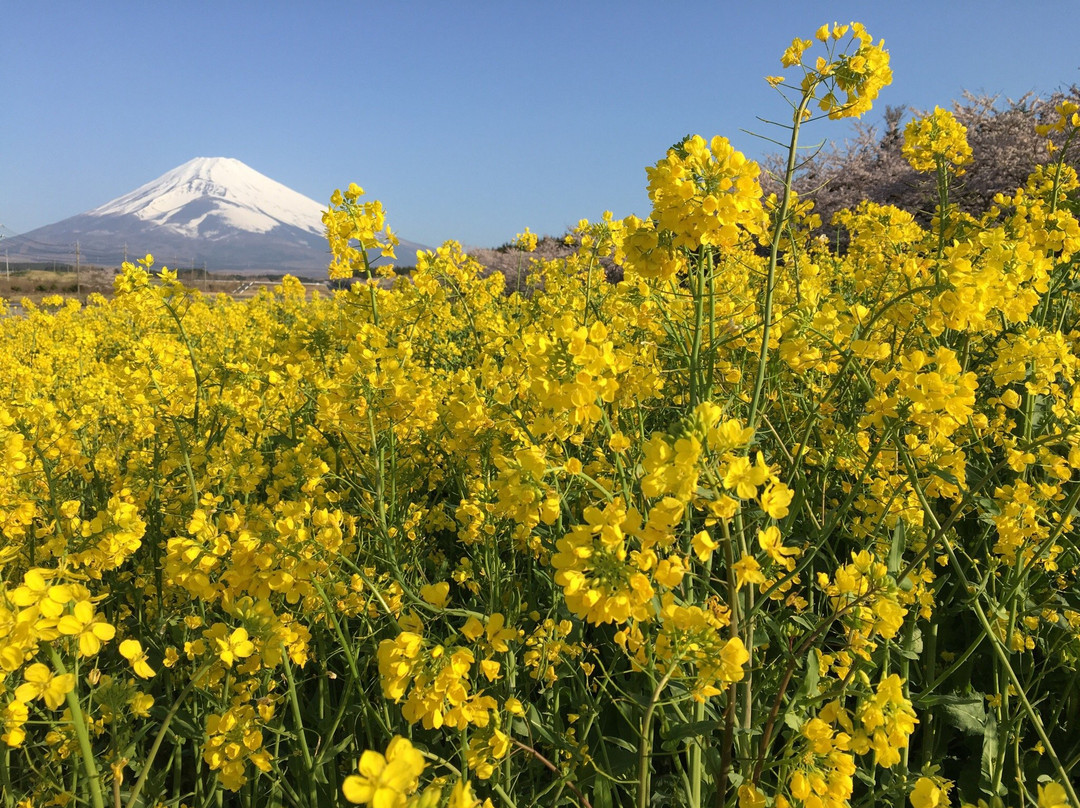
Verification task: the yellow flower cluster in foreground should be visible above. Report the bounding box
[1,21,1079,808]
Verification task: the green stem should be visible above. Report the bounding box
[637,667,679,808]
[170,415,200,505]
[159,294,204,434]
[360,250,381,328]
[282,652,318,808]
[690,697,706,808]
[48,647,105,808]
[748,92,813,432]
[899,449,1080,808]
[706,248,717,401]
[936,159,949,268]
[961,554,1075,805]
[689,550,714,808]
[125,661,213,808]
[420,749,519,808]
[1048,123,1078,217]
[510,739,593,808]
[583,240,596,327]
[689,245,708,407]
[1,747,14,808]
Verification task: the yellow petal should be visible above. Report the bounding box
[342,774,373,804]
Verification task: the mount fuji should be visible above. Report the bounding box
[2,157,427,275]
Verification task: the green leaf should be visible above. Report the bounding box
[527,704,561,747]
[603,734,638,754]
[594,775,614,808]
[660,719,722,751]
[981,710,1004,796]
[897,627,924,659]
[926,694,986,735]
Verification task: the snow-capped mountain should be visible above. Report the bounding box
[90,157,327,239]
[2,158,426,274]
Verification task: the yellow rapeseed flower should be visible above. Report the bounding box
[342,736,426,807]
[14,663,75,710]
[119,639,155,679]
[56,600,116,657]
[902,107,973,174]
[909,777,952,808]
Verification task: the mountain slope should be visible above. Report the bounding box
[2,158,427,274]
[88,157,325,238]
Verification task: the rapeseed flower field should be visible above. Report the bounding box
[1,23,1078,808]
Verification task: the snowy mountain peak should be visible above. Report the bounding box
[88,156,326,237]
[4,158,427,274]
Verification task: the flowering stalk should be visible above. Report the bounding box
[636,664,679,808]
[900,448,1080,808]
[48,647,104,808]
[282,652,319,808]
[747,91,813,434]
[124,660,213,808]
[510,739,592,808]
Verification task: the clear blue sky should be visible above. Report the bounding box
[2,1,1079,250]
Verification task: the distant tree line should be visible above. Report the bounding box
[762,86,1080,240]
[467,86,1080,286]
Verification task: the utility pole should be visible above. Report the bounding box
[76,241,81,298]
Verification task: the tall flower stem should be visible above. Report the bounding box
[747,92,813,433]
[48,648,104,808]
[900,449,1080,808]
[637,666,679,808]
[689,245,712,407]
[125,661,213,808]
